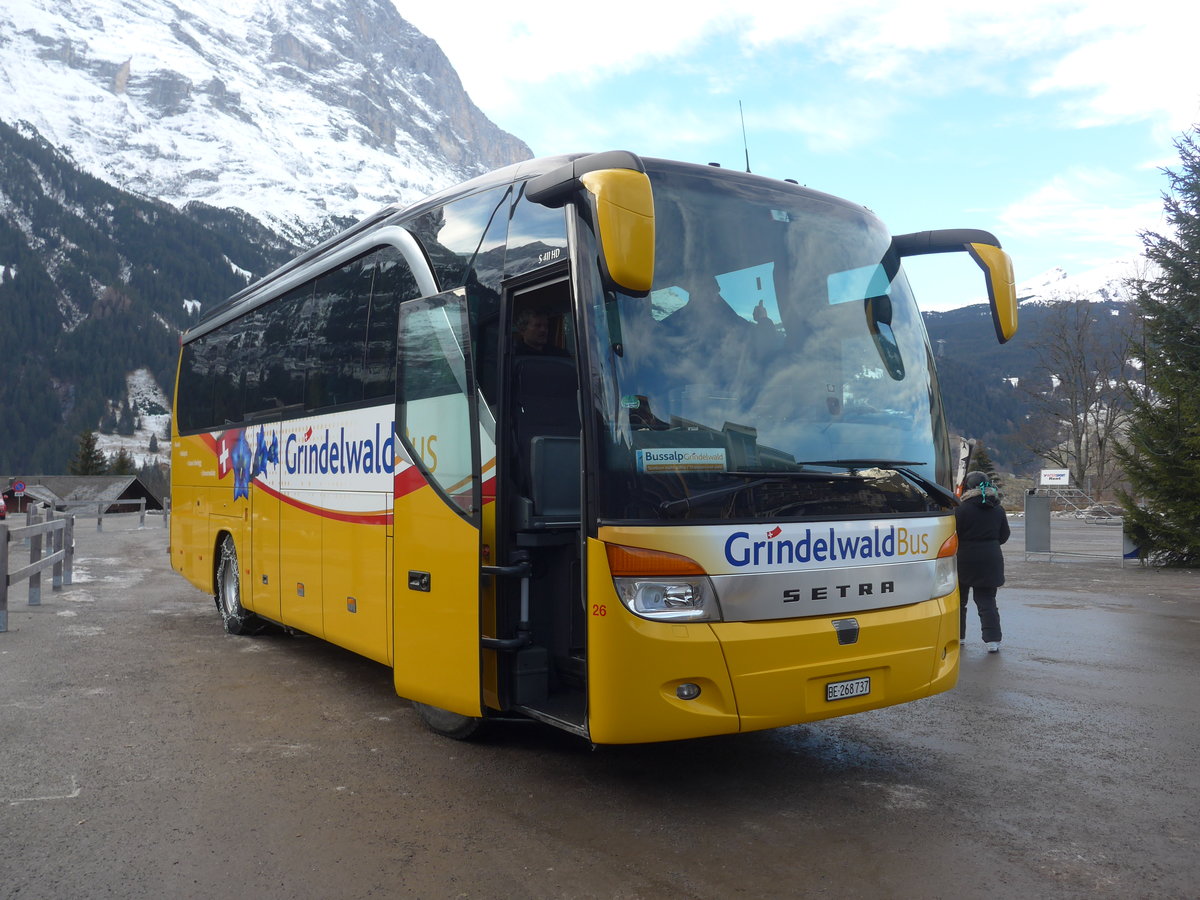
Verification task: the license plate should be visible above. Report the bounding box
[826,676,871,702]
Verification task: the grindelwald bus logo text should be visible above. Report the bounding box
[285,422,396,476]
[725,525,931,567]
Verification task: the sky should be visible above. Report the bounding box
[396,0,1199,311]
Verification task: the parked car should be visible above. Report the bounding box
[0,495,7,519]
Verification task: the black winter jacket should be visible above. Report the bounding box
[954,489,1010,588]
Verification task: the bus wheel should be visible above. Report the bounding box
[215,535,263,636]
[411,702,487,740]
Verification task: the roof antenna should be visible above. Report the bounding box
[739,100,751,173]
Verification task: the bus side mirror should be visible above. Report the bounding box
[525,151,655,296]
[893,229,1018,344]
[580,168,655,295]
[965,241,1017,343]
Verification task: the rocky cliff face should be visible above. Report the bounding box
[0,0,532,242]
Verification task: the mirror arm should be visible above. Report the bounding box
[891,229,1002,257]
[525,151,646,208]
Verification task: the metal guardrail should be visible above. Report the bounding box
[1,513,76,633]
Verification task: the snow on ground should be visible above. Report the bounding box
[93,368,172,469]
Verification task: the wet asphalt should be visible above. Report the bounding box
[1,514,1197,899]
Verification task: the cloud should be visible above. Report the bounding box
[396,2,742,114]
[751,97,896,153]
[399,1,1200,138]
[998,167,1165,248]
[1029,10,1200,132]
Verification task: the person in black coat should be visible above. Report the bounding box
[955,470,1010,652]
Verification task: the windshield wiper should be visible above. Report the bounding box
[657,470,858,516]
[797,458,956,506]
[798,458,926,471]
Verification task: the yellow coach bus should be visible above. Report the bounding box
[170,151,1016,744]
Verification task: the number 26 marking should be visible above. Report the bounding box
[591,604,607,617]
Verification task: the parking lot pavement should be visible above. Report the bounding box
[2,513,1198,899]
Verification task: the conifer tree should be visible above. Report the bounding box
[108,448,136,475]
[69,430,108,475]
[1117,128,1200,566]
[969,446,998,482]
[117,400,136,436]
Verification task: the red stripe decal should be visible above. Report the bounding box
[252,480,392,525]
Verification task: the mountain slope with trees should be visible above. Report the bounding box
[924,298,1136,471]
[0,119,296,473]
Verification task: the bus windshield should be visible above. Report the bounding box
[587,163,951,522]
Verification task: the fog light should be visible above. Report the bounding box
[676,683,701,701]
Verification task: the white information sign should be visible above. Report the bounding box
[1039,469,1070,486]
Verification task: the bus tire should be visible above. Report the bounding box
[411,702,487,740]
[215,535,264,636]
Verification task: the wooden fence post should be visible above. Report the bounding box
[52,521,64,591]
[28,518,42,606]
[64,516,75,586]
[1,523,9,632]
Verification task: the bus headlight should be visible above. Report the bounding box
[614,577,721,622]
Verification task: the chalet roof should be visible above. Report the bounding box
[3,476,163,510]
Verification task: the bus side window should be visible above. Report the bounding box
[239,306,270,417]
[212,320,247,427]
[307,259,371,411]
[505,188,568,280]
[262,285,312,410]
[177,336,216,433]
[364,246,421,400]
[409,186,512,295]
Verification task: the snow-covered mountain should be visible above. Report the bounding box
[0,0,531,242]
[1014,258,1146,307]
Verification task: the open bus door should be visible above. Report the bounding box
[392,290,485,726]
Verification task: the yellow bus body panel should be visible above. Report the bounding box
[170,435,238,594]
[321,495,390,665]
[585,536,959,744]
[171,428,394,666]
[586,537,739,744]
[278,492,324,637]
[392,482,482,718]
[711,593,959,732]
[249,489,281,622]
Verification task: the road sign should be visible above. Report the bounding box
[12,480,26,496]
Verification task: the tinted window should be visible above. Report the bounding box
[409,186,512,294]
[261,285,312,410]
[364,246,420,400]
[211,320,248,426]
[177,243,424,429]
[177,338,215,433]
[239,305,271,416]
[505,186,568,279]
[307,259,372,410]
